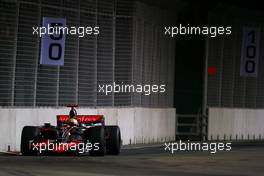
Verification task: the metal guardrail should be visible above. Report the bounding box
[176,113,208,140]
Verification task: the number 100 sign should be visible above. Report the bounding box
[40,17,66,66]
[240,27,260,77]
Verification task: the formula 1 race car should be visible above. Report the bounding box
[20,105,121,156]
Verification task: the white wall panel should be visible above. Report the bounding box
[208,107,264,140]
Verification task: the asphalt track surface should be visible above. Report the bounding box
[0,144,263,176]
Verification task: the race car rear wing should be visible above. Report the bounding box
[57,115,104,126]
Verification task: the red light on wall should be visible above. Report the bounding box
[208,67,217,75]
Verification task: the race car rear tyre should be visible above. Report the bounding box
[21,126,40,156]
[106,126,121,155]
[87,126,105,156]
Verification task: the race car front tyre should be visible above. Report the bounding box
[106,126,121,155]
[21,126,40,156]
[87,126,105,156]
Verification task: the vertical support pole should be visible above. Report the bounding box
[11,1,20,106]
[131,16,136,106]
[231,27,236,107]
[94,0,98,107]
[56,1,63,107]
[218,36,225,107]
[33,2,41,107]
[112,0,116,107]
[140,21,145,106]
[202,36,209,141]
[75,1,80,105]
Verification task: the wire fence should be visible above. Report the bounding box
[0,0,175,108]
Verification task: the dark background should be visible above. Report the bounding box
[142,0,264,114]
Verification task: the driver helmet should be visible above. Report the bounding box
[69,108,77,118]
[67,118,79,126]
[67,108,79,126]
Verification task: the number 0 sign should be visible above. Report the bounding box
[40,17,66,66]
[240,27,260,77]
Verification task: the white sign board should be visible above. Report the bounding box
[240,27,260,77]
[40,17,66,66]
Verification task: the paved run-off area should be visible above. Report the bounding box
[0,145,263,176]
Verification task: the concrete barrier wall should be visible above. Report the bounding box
[0,107,176,152]
[208,108,264,140]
